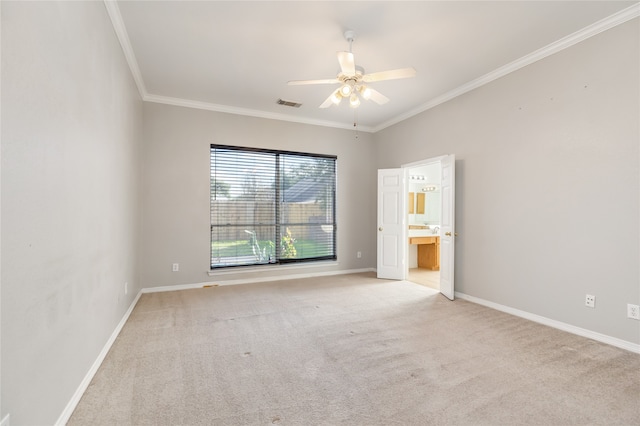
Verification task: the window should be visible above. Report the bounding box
[210,144,337,269]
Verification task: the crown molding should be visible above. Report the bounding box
[372,2,640,133]
[144,94,374,132]
[103,0,368,132]
[105,0,638,134]
[103,0,147,98]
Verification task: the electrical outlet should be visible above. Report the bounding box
[172,263,179,272]
[585,294,595,308]
[627,304,640,320]
[124,282,128,295]
[357,251,362,258]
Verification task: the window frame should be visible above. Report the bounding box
[210,144,337,270]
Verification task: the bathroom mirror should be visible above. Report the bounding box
[407,162,442,226]
[408,192,415,214]
[408,190,440,225]
[424,191,441,224]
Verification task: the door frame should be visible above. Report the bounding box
[402,155,449,287]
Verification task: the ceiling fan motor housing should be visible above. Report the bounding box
[344,30,356,44]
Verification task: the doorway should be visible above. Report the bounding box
[377,154,455,299]
[404,159,442,290]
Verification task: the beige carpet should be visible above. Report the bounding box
[69,272,640,425]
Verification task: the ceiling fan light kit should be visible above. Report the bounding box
[330,90,342,105]
[349,93,360,108]
[360,86,372,100]
[288,30,416,109]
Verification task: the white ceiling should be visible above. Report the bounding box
[111,1,639,132]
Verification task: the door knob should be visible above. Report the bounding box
[445,232,452,236]
[378,227,383,231]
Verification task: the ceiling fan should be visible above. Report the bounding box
[288,30,416,109]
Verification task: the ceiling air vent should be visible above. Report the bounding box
[277,99,302,108]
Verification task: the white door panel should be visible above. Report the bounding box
[439,155,455,300]
[377,169,405,280]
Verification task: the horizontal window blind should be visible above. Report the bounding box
[210,145,336,269]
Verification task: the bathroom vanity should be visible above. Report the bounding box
[408,226,440,270]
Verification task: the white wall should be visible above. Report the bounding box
[375,19,640,344]
[1,2,143,424]
[0,3,636,423]
[140,102,375,288]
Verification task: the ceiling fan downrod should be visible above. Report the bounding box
[344,30,355,53]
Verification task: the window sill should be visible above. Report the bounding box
[207,260,339,276]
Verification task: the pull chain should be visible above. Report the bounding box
[353,110,359,139]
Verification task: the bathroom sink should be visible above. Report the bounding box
[408,229,439,237]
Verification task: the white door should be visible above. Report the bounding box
[439,155,455,300]
[377,169,405,280]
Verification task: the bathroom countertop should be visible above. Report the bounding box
[408,229,439,237]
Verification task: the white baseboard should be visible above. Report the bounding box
[143,267,375,293]
[1,413,10,426]
[57,268,374,422]
[455,291,640,354]
[55,291,142,426]
[59,272,635,426]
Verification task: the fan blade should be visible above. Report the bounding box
[337,51,355,76]
[363,67,416,83]
[367,88,390,105]
[319,89,340,108]
[288,78,340,86]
